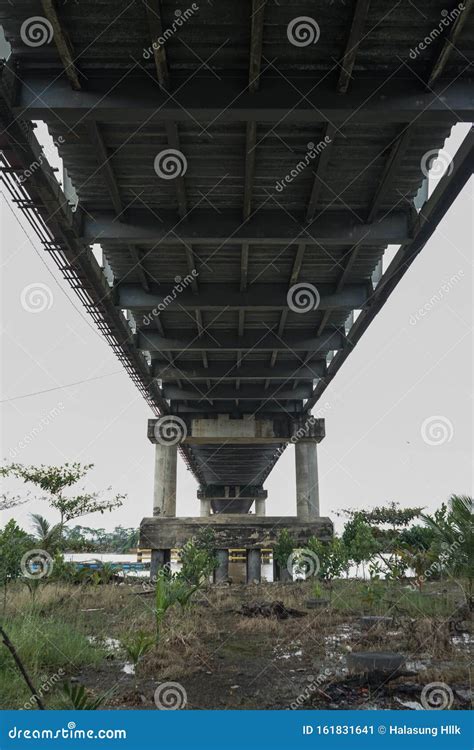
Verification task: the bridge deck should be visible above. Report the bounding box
[0,0,472,491]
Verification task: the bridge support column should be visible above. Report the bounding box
[150,548,171,580]
[247,549,261,583]
[214,549,229,582]
[295,442,320,520]
[200,498,211,516]
[255,498,266,516]
[153,442,177,517]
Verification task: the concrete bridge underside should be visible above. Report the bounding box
[0,1,472,581]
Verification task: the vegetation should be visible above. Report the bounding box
[273,528,295,568]
[0,462,125,533]
[421,494,473,608]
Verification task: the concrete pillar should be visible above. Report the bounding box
[255,498,266,516]
[153,443,177,516]
[295,442,320,520]
[150,549,170,580]
[214,549,229,583]
[200,498,211,516]
[272,558,292,582]
[247,549,261,583]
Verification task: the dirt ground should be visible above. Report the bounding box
[0,581,474,710]
[66,580,472,711]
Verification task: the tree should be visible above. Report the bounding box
[1,463,125,533]
[421,495,473,608]
[0,520,32,611]
[29,514,63,553]
[305,536,349,598]
[341,513,378,576]
[178,528,217,585]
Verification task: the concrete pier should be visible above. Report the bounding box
[246,549,261,583]
[295,442,319,520]
[153,442,177,517]
[214,549,229,582]
[255,498,266,516]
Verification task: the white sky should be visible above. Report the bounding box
[1,118,472,536]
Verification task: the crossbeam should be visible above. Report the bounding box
[13,75,474,123]
[137,329,345,352]
[162,383,313,401]
[152,360,326,380]
[81,209,409,245]
[116,282,369,311]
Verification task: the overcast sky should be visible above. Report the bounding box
[1,109,472,536]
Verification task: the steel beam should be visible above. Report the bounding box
[337,0,371,94]
[427,0,473,87]
[306,127,474,411]
[138,328,345,352]
[41,0,81,90]
[81,208,410,245]
[162,383,313,400]
[152,359,326,380]
[117,281,369,311]
[13,75,474,124]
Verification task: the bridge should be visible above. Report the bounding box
[0,1,472,582]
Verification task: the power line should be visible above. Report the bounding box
[1,371,123,403]
[1,190,108,342]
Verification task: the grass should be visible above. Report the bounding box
[0,577,470,709]
[0,611,105,709]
